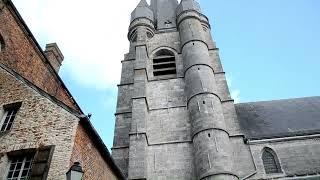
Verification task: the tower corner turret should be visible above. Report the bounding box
[176,0,202,17]
[128,0,155,42]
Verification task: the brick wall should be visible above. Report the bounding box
[70,124,120,180]
[0,67,79,179]
[0,1,79,111]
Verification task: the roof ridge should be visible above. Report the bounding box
[235,96,320,105]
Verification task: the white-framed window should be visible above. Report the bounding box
[7,155,33,180]
[1,108,18,132]
[0,103,21,132]
[5,146,54,180]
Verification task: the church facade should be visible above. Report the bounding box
[112,0,320,179]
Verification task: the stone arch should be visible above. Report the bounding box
[262,147,282,174]
[151,46,178,58]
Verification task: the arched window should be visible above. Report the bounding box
[262,148,282,174]
[152,49,176,77]
[0,34,5,52]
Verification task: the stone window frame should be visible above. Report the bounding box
[151,48,177,79]
[262,147,283,175]
[0,102,22,132]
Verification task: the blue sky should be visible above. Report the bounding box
[13,0,320,149]
[201,0,320,103]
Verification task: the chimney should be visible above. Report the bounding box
[44,43,64,73]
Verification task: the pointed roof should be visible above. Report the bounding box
[137,0,149,7]
[176,0,201,16]
[150,0,179,29]
[131,0,154,23]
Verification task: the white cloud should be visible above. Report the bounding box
[226,76,241,103]
[13,0,142,89]
[11,0,191,90]
[231,89,241,103]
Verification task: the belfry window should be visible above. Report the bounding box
[0,102,22,132]
[152,49,176,77]
[262,148,282,174]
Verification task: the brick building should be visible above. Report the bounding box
[0,0,124,179]
[112,0,320,179]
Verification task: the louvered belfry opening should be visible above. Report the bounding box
[152,49,176,78]
[262,148,282,174]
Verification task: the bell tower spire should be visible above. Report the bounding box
[150,0,178,30]
[137,0,148,6]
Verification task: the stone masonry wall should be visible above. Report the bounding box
[113,25,238,177]
[0,67,79,179]
[70,124,119,180]
[249,138,320,179]
[0,1,79,111]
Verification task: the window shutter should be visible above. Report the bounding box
[30,146,55,180]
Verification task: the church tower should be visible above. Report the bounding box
[112,0,242,179]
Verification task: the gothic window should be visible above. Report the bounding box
[7,155,34,180]
[0,34,5,52]
[152,49,177,78]
[0,103,22,132]
[262,148,282,174]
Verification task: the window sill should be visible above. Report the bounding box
[264,172,286,179]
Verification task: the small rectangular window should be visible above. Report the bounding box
[0,103,21,132]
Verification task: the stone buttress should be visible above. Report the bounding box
[177,0,238,179]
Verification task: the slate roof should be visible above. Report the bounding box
[131,0,154,23]
[235,96,320,140]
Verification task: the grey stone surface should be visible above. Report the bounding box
[131,0,154,23]
[147,143,195,179]
[112,0,320,180]
[230,137,256,178]
[150,0,179,30]
[249,138,320,179]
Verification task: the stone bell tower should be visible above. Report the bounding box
[112,0,241,179]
